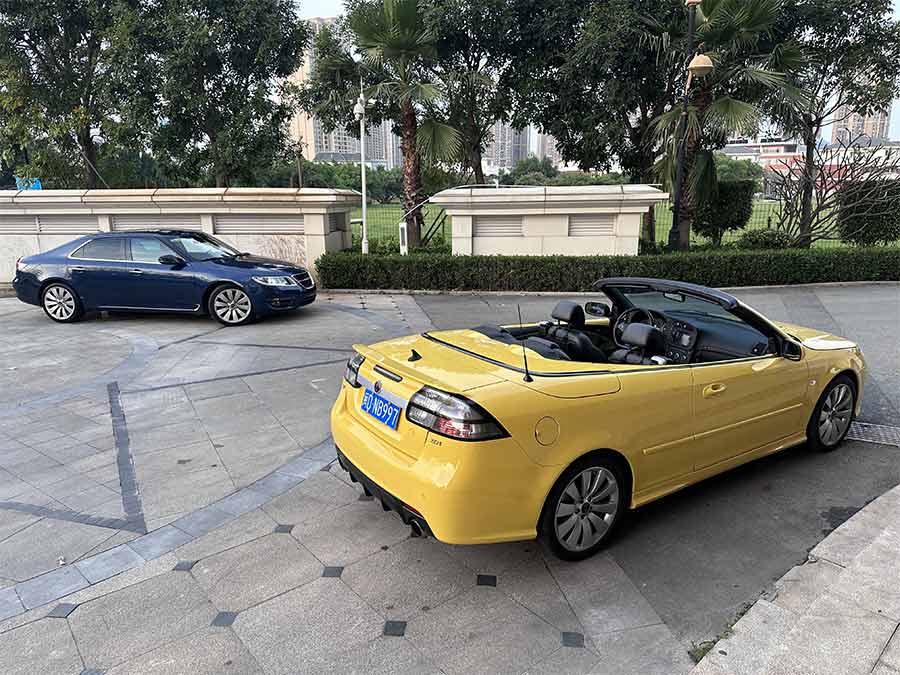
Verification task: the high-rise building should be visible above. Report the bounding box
[288,17,399,168]
[537,132,563,167]
[831,105,891,145]
[483,122,530,173]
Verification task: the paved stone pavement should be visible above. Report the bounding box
[0,283,898,673]
[692,482,900,675]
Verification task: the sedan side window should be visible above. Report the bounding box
[130,237,175,263]
[71,238,127,261]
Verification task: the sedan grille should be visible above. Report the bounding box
[292,271,314,289]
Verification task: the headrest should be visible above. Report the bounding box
[551,300,585,328]
[621,322,664,350]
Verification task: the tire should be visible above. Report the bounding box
[541,454,627,561]
[807,374,856,452]
[41,283,83,323]
[208,284,255,326]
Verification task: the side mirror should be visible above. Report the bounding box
[584,301,611,318]
[782,339,802,361]
[158,254,185,266]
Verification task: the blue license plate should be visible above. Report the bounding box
[361,389,402,430]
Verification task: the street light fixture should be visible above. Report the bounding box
[667,0,713,251]
[353,80,372,254]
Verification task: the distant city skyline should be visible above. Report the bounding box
[298,0,900,141]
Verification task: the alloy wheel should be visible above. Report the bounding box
[213,288,252,324]
[44,286,76,321]
[819,383,853,446]
[554,467,619,552]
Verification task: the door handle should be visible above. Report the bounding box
[702,383,727,398]
[70,266,87,272]
[129,269,144,275]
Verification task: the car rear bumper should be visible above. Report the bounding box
[12,274,40,306]
[336,447,433,537]
[330,384,549,545]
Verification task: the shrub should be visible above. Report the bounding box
[836,180,900,246]
[736,229,793,250]
[316,247,900,291]
[693,180,756,246]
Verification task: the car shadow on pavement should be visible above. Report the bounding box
[607,439,900,646]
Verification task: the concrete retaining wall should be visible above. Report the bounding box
[0,188,359,282]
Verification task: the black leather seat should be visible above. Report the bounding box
[608,323,667,365]
[545,301,608,363]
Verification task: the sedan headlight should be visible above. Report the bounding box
[252,276,298,287]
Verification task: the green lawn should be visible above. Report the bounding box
[351,199,848,248]
[350,203,447,241]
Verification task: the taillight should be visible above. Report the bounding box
[343,353,365,387]
[406,386,508,441]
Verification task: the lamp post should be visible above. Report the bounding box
[353,80,370,254]
[668,0,714,251]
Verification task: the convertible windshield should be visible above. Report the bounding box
[615,287,739,322]
[169,234,240,261]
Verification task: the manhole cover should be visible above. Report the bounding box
[847,422,900,447]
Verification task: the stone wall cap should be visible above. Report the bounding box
[432,184,668,207]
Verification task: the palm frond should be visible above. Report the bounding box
[689,149,718,204]
[742,66,786,89]
[401,82,440,103]
[703,96,760,136]
[417,118,462,166]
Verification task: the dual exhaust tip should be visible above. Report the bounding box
[337,453,429,539]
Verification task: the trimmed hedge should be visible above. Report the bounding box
[316,247,900,291]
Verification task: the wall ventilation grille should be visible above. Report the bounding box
[568,214,615,237]
[473,216,523,238]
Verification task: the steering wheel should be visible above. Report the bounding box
[612,308,667,348]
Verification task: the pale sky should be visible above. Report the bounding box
[298,0,900,140]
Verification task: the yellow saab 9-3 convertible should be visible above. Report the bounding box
[331,277,865,560]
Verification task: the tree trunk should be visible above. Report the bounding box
[636,165,656,246]
[78,126,98,190]
[677,86,712,251]
[215,170,228,188]
[400,98,424,248]
[642,204,656,246]
[471,145,485,184]
[798,128,816,248]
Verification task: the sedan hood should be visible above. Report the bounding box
[207,255,305,273]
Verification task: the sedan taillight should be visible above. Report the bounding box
[406,386,508,441]
[343,353,365,388]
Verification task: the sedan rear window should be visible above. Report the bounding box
[72,238,127,261]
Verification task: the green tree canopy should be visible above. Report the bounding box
[714,154,764,187]
[767,0,900,245]
[142,0,308,187]
[0,0,153,188]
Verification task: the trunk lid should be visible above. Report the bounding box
[397,329,621,399]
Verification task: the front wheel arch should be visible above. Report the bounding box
[200,281,235,316]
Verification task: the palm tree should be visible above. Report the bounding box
[349,0,459,247]
[647,0,803,249]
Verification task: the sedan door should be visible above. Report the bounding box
[123,237,202,310]
[691,355,809,470]
[68,237,132,307]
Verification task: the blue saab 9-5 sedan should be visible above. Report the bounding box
[13,230,316,326]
